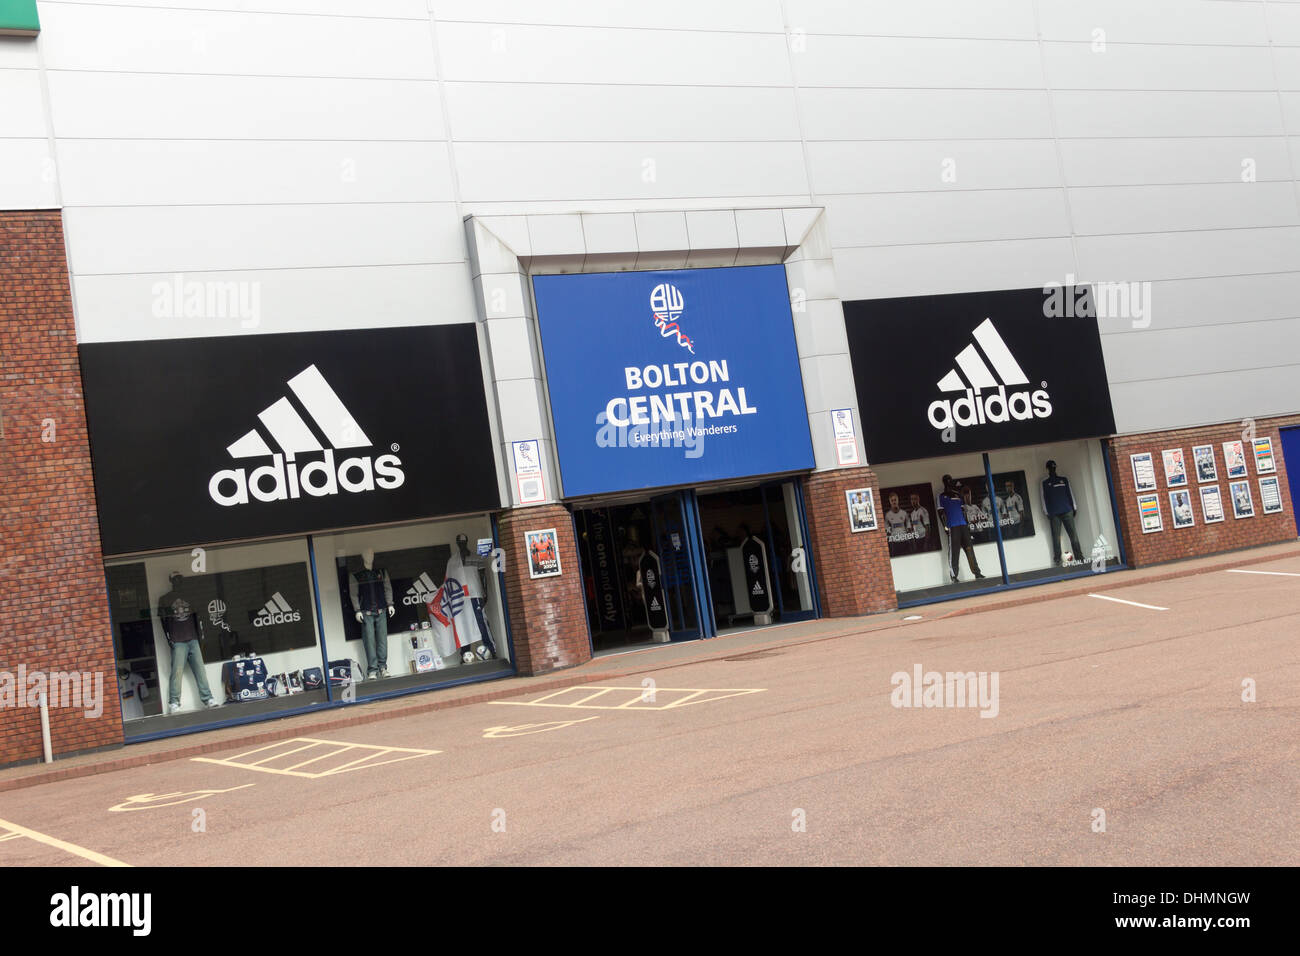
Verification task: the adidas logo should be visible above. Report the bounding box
[403,572,438,606]
[927,319,1052,432]
[208,364,405,507]
[253,592,302,627]
[751,581,765,596]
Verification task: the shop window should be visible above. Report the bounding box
[106,538,326,729]
[313,517,509,691]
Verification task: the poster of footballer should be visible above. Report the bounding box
[878,483,942,557]
[846,488,877,533]
[526,528,562,579]
[952,471,1036,545]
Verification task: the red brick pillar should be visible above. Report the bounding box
[495,504,592,675]
[802,466,898,616]
[0,211,122,768]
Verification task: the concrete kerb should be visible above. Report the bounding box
[2,541,1297,793]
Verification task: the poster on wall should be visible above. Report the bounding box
[1192,445,1217,483]
[1259,476,1284,514]
[879,483,942,557]
[1161,449,1188,488]
[1169,490,1195,529]
[1229,480,1255,519]
[1223,441,1248,479]
[832,408,860,466]
[1130,453,1157,492]
[1199,485,1225,523]
[512,439,547,504]
[526,528,562,579]
[1253,437,1276,474]
[1137,493,1163,533]
[846,488,877,533]
[952,471,1036,545]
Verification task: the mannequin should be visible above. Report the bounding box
[442,533,496,661]
[157,571,219,713]
[349,548,394,679]
[1041,460,1083,565]
[937,476,985,584]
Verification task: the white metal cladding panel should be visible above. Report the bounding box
[1074,228,1300,284]
[55,140,455,206]
[37,3,435,78]
[71,263,476,343]
[1041,42,1277,91]
[791,35,1045,89]
[0,140,58,210]
[1068,182,1300,236]
[452,141,809,203]
[1051,92,1285,137]
[823,190,1071,248]
[1102,319,1300,383]
[45,72,445,141]
[435,21,792,86]
[1094,274,1300,336]
[1268,48,1300,89]
[0,68,46,137]
[1059,138,1293,187]
[442,83,801,142]
[807,140,1062,194]
[798,89,1055,141]
[1036,0,1270,46]
[1109,367,1300,434]
[833,239,1077,301]
[783,0,1036,40]
[430,0,786,33]
[1270,3,1300,46]
[63,203,467,275]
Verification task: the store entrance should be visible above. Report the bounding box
[1281,427,1300,530]
[573,492,705,653]
[694,480,817,635]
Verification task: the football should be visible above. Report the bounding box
[461,651,475,665]
[1062,551,1074,564]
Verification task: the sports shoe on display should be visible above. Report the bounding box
[169,702,184,714]
[366,670,378,681]
[205,699,221,709]
[378,668,388,679]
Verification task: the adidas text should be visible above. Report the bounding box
[927,385,1052,432]
[253,609,301,627]
[209,449,405,507]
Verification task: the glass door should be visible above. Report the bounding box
[647,491,705,641]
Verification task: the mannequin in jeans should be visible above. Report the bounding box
[157,571,220,713]
[1041,460,1084,566]
[349,548,394,679]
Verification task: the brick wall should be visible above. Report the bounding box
[496,504,592,675]
[0,211,122,767]
[802,466,898,616]
[1109,418,1298,567]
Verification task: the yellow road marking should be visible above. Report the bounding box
[109,784,255,812]
[482,717,601,738]
[193,737,441,778]
[0,816,130,867]
[491,686,766,711]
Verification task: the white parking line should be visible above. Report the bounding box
[1087,593,1168,611]
[1225,569,1300,577]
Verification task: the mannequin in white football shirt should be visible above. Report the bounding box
[442,534,496,660]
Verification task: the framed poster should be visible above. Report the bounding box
[879,483,942,557]
[1168,490,1195,529]
[1199,485,1225,523]
[846,488,877,533]
[1161,448,1187,488]
[1130,452,1157,492]
[1137,493,1163,533]
[1253,437,1276,474]
[525,528,562,578]
[1228,480,1254,519]
[1223,440,1248,479]
[1192,444,1217,483]
[952,470,1036,545]
[1259,476,1284,514]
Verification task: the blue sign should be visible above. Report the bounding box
[533,264,814,497]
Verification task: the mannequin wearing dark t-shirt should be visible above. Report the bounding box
[937,475,985,584]
[157,571,218,713]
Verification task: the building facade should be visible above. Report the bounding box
[2,0,1298,766]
